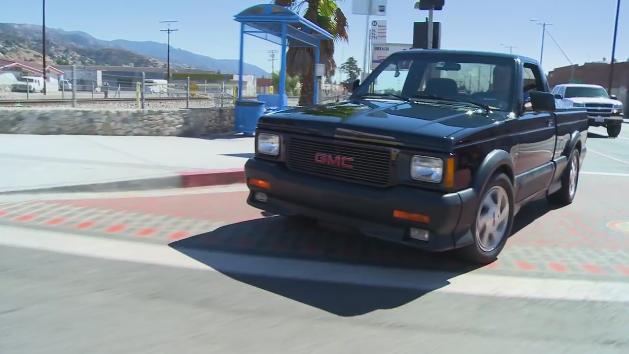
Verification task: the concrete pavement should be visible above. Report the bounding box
[0,134,253,193]
[2,123,629,353]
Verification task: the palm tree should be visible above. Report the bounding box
[274,0,348,106]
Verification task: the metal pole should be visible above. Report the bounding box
[362,0,372,79]
[314,46,320,105]
[237,22,245,101]
[279,23,287,106]
[166,32,170,81]
[61,79,64,99]
[540,23,546,67]
[42,0,47,95]
[91,81,94,100]
[72,65,76,107]
[141,72,146,109]
[427,8,434,49]
[608,0,622,94]
[186,76,190,109]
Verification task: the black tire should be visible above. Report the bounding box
[458,173,514,264]
[548,149,580,206]
[607,122,622,138]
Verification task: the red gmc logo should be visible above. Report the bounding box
[314,152,354,169]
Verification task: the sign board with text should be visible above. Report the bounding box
[370,20,387,44]
[352,0,387,16]
[371,43,412,69]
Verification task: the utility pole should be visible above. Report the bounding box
[608,0,622,94]
[42,0,47,95]
[500,43,516,54]
[160,20,179,82]
[361,0,373,80]
[427,8,434,49]
[268,50,278,75]
[530,19,552,67]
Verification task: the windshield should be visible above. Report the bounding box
[565,86,609,98]
[355,53,515,111]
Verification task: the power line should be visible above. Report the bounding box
[545,30,573,65]
[160,20,179,82]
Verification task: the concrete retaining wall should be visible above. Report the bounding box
[0,107,234,136]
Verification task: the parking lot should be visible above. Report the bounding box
[0,123,628,353]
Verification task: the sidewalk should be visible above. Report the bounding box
[0,134,253,194]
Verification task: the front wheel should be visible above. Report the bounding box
[607,122,622,138]
[458,173,514,264]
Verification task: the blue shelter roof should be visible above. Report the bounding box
[234,4,333,48]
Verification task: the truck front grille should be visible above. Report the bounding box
[286,138,393,186]
[585,103,613,117]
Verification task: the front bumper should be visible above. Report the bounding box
[587,114,623,126]
[245,158,477,252]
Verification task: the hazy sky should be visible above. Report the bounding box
[2,0,626,78]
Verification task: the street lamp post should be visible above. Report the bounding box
[608,0,622,94]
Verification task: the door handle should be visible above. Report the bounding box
[547,119,554,127]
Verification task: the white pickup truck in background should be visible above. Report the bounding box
[552,84,624,137]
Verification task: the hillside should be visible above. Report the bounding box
[0,23,268,76]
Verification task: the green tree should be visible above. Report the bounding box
[339,56,361,88]
[272,72,300,96]
[274,0,348,105]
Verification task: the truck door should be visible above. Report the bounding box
[513,63,556,202]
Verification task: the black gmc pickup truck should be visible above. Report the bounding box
[245,50,588,263]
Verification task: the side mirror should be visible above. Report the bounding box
[351,79,360,92]
[610,94,618,100]
[554,94,563,99]
[529,91,556,112]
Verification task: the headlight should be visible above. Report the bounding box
[257,133,280,156]
[572,102,585,108]
[411,156,443,183]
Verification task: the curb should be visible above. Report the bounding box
[180,168,246,188]
[0,168,246,195]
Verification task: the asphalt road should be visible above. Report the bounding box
[2,124,629,354]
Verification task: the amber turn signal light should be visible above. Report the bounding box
[444,157,456,188]
[247,178,271,190]
[393,210,430,224]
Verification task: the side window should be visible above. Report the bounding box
[522,64,545,93]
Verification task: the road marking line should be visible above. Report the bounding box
[548,262,568,273]
[582,171,629,177]
[45,217,66,226]
[3,226,629,303]
[15,214,36,222]
[582,264,604,275]
[105,224,126,234]
[75,221,95,230]
[515,260,536,271]
[588,149,629,165]
[136,227,157,237]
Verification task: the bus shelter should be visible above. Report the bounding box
[234,4,333,134]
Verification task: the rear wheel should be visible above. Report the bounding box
[607,122,622,138]
[458,173,514,264]
[548,149,580,205]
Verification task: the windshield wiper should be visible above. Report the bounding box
[412,94,494,112]
[354,93,409,101]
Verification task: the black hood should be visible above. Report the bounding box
[258,100,506,151]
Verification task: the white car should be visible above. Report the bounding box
[552,84,624,137]
[21,76,46,93]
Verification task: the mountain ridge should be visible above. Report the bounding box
[0,23,268,76]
